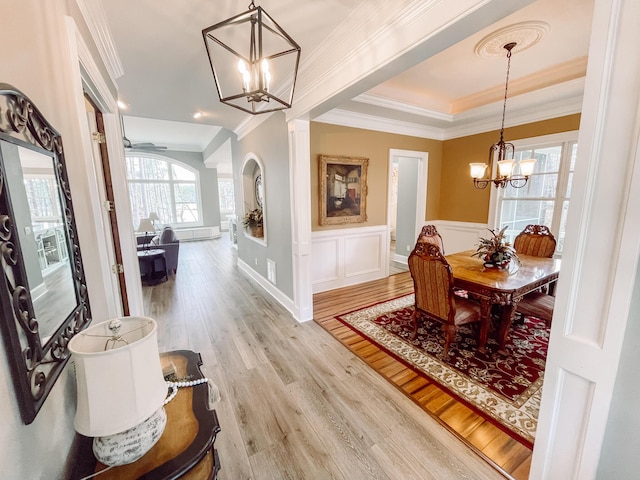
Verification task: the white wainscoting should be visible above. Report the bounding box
[311,225,388,293]
[431,220,488,254]
[310,222,488,293]
[174,226,220,242]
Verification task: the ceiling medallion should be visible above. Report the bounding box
[474,21,550,58]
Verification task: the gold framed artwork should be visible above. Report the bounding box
[319,154,368,225]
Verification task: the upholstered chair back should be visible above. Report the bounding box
[408,242,454,323]
[513,224,556,258]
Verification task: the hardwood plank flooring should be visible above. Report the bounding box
[142,236,514,479]
[313,274,534,480]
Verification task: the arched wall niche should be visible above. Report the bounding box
[241,153,266,244]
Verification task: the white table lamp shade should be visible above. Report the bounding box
[69,317,167,438]
[137,218,156,233]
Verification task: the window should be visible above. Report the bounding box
[126,154,201,228]
[217,176,235,215]
[491,132,577,255]
[23,175,62,222]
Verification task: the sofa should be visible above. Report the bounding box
[136,226,180,274]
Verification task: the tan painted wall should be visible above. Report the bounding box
[310,122,443,231]
[440,114,581,223]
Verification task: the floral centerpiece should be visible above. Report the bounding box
[242,208,263,237]
[472,226,518,268]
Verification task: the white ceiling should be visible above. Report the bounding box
[122,116,221,152]
[104,0,593,151]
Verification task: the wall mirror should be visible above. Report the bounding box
[0,84,91,424]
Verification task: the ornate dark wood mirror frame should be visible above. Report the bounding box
[0,83,91,424]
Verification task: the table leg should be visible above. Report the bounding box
[497,303,516,354]
[478,299,491,353]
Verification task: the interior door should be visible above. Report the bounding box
[387,149,428,265]
[84,94,130,315]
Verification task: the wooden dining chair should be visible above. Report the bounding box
[408,242,489,355]
[513,224,556,258]
[517,291,555,327]
[514,224,557,326]
[415,224,445,254]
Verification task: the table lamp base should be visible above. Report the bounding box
[93,406,167,467]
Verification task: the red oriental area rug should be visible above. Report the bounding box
[336,294,548,445]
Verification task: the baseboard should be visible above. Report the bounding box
[31,282,47,301]
[393,253,408,264]
[237,258,298,321]
[173,226,221,241]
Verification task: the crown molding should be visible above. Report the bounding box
[75,0,124,81]
[454,56,588,113]
[314,109,446,140]
[316,84,583,141]
[445,95,583,139]
[353,93,454,122]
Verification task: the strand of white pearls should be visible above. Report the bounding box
[164,377,210,405]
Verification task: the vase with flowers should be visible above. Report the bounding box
[242,208,263,238]
[472,226,519,269]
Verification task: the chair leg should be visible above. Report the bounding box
[410,308,419,339]
[442,324,456,356]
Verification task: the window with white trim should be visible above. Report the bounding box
[125,154,201,228]
[23,175,62,222]
[491,132,577,256]
[217,176,235,216]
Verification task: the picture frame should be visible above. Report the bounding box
[319,154,368,225]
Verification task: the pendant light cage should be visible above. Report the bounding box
[202,3,301,115]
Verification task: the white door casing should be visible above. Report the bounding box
[387,149,428,269]
[530,0,640,478]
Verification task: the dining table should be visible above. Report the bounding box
[446,249,561,354]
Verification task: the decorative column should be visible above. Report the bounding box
[287,119,313,321]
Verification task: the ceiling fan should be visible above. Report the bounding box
[121,115,167,152]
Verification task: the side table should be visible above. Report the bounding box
[138,248,168,285]
[68,350,221,479]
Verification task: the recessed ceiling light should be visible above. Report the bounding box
[117,100,128,110]
[193,112,203,119]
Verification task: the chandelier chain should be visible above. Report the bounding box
[499,44,515,142]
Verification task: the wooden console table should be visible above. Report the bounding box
[68,350,221,479]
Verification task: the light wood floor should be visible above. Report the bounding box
[142,236,511,480]
[33,261,75,340]
[313,278,533,480]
